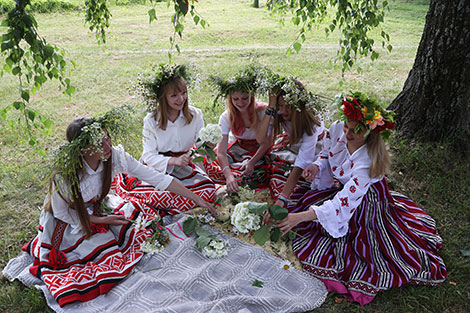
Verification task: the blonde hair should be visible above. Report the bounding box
[272,81,321,145]
[227,92,263,137]
[152,76,193,130]
[366,131,391,178]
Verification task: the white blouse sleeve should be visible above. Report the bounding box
[294,123,324,169]
[141,114,171,173]
[113,145,173,190]
[218,111,231,135]
[311,167,373,238]
[193,107,205,147]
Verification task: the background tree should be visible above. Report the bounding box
[388,0,470,152]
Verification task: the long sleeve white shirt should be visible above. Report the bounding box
[310,121,381,238]
[50,145,173,233]
[141,106,204,174]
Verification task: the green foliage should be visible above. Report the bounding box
[0,0,79,14]
[84,0,111,43]
[1,0,75,146]
[271,0,391,74]
[252,279,264,288]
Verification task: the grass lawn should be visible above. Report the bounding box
[0,0,469,312]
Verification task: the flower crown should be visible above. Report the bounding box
[137,63,195,108]
[50,105,136,199]
[266,73,326,114]
[336,92,395,140]
[209,64,267,105]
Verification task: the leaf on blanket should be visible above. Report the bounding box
[195,236,212,251]
[183,217,197,235]
[252,279,264,288]
[460,249,470,257]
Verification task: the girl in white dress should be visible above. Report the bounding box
[112,64,216,214]
[257,77,325,206]
[204,66,272,192]
[20,112,214,307]
[277,93,446,305]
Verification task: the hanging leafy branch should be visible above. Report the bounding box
[0,0,75,145]
[270,0,392,74]
[148,0,209,62]
[84,0,111,43]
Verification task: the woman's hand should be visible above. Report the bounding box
[97,215,129,226]
[240,160,255,177]
[302,164,319,182]
[226,174,239,193]
[169,153,191,168]
[278,211,317,236]
[277,213,305,236]
[268,91,279,108]
[194,197,217,217]
[205,142,216,149]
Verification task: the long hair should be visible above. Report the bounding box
[44,118,113,238]
[227,92,264,137]
[272,81,321,145]
[366,130,391,178]
[152,76,193,130]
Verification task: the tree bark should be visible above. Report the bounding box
[389,0,470,152]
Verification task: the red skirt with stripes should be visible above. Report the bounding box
[289,179,447,305]
[111,162,215,216]
[203,138,269,189]
[23,196,161,307]
[268,133,310,199]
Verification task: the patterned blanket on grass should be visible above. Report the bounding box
[3,214,327,313]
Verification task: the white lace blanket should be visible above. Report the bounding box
[2,215,326,313]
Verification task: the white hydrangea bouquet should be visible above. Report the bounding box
[230,201,296,246]
[183,215,229,259]
[192,123,222,163]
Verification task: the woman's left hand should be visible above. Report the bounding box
[241,161,255,176]
[277,213,304,236]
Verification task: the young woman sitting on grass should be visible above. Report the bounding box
[277,92,447,305]
[256,76,325,205]
[20,109,213,307]
[203,65,272,192]
[111,64,216,215]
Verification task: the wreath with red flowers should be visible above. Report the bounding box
[336,91,395,140]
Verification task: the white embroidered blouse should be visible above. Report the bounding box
[50,145,173,233]
[310,121,381,238]
[141,106,204,174]
[282,120,325,170]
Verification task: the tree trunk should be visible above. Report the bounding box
[253,0,259,8]
[389,0,470,152]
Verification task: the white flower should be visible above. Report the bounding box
[140,241,163,254]
[202,239,229,259]
[231,202,261,234]
[206,215,216,226]
[197,214,207,223]
[239,186,255,202]
[198,124,222,144]
[280,260,292,271]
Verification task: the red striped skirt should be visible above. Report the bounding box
[23,196,161,307]
[111,161,215,216]
[289,178,447,305]
[203,138,269,189]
